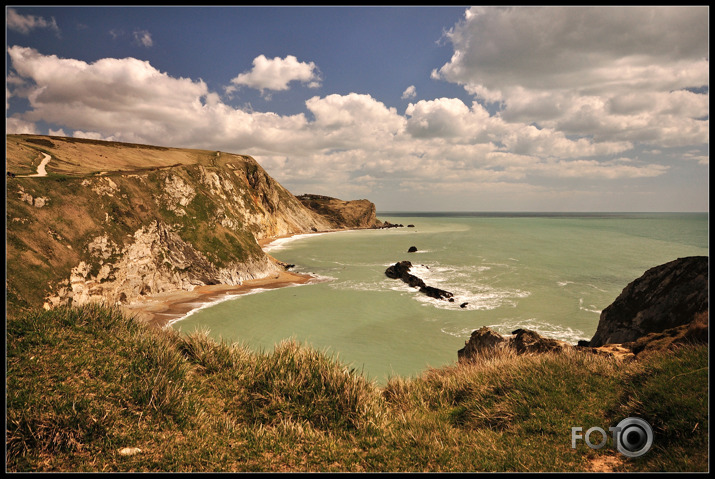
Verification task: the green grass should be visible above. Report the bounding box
[6,304,709,472]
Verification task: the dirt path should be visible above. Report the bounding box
[20,153,51,177]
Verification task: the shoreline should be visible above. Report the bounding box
[122,269,317,329]
[123,227,373,330]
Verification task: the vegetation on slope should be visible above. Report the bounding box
[6,134,336,316]
[6,304,708,472]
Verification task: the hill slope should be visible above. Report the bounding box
[6,304,708,472]
[5,134,378,316]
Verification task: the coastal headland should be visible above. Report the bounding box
[6,134,383,320]
[6,134,708,472]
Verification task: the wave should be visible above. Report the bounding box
[263,233,328,252]
[441,318,589,344]
[578,298,602,314]
[164,289,266,328]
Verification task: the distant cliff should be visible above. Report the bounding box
[6,134,381,315]
[297,194,382,229]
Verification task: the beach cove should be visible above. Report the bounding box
[122,229,369,329]
[167,213,708,383]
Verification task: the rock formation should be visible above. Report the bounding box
[623,311,708,356]
[458,327,572,362]
[297,194,383,229]
[459,256,709,362]
[385,260,454,301]
[587,256,709,347]
[5,134,382,315]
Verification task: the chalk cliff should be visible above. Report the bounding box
[6,134,381,315]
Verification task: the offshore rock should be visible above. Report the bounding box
[457,327,508,361]
[511,328,571,354]
[385,260,454,301]
[588,256,709,347]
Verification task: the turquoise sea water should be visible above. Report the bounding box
[172,213,708,384]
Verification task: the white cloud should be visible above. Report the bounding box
[6,117,39,134]
[230,54,321,95]
[7,8,59,35]
[133,30,154,47]
[434,6,709,148]
[401,85,416,99]
[6,45,693,210]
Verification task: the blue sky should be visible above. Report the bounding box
[6,6,709,212]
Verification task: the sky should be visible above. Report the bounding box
[5,5,710,212]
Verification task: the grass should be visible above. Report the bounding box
[6,304,709,472]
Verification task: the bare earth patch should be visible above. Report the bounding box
[588,455,624,472]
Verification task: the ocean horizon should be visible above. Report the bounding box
[172,212,708,384]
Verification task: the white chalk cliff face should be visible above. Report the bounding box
[6,137,378,313]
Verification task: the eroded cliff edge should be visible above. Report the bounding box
[6,134,381,315]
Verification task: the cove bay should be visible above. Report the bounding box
[172,212,708,384]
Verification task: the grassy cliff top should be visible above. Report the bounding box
[6,134,249,177]
[6,304,708,472]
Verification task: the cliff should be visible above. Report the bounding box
[5,134,380,316]
[297,194,382,229]
[588,256,709,347]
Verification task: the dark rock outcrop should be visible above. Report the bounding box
[457,327,507,361]
[385,260,454,301]
[379,221,404,229]
[588,256,708,348]
[623,311,708,356]
[408,246,418,253]
[458,327,572,362]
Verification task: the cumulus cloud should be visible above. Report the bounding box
[433,6,709,148]
[401,85,416,99]
[230,54,322,96]
[6,117,39,134]
[7,8,60,35]
[6,45,693,210]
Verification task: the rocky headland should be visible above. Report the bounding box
[458,256,709,362]
[297,193,383,229]
[6,134,383,319]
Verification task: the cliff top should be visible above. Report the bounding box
[6,134,254,177]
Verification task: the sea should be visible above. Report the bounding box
[171,212,709,384]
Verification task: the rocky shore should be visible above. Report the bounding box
[458,256,709,362]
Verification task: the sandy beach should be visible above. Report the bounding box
[122,269,316,329]
[123,227,375,329]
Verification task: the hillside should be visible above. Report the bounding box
[5,134,380,317]
[6,303,708,472]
